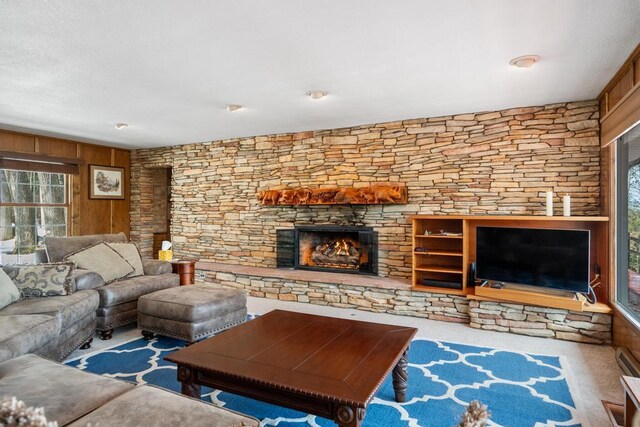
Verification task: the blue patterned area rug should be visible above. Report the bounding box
[66,327,584,427]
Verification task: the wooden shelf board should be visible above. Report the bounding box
[414,250,463,257]
[468,288,612,313]
[414,234,463,239]
[412,284,466,296]
[415,266,463,274]
[410,215,609,222]
[474,285,584,311]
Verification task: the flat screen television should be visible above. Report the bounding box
[475,227,590,293]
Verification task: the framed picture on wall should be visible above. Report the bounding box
[89,165,125,199]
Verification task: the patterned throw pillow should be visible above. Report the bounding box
[107,243,144,277]
[6,262,75,298]
[65,242,134,284]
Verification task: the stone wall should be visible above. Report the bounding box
[131,100,601,280]
[201,270,611,344]
[469,300,612,344]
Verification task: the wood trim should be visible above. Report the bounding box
[0,158,79,175]
[410,215,609,221]
[598,42,640,100]
[0,150,85,165]
[601,82,640,147]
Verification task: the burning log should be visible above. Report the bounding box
[311,239,360,267]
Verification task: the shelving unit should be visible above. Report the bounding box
[412,217,466,293]
[410,215,611,313]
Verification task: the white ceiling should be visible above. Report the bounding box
[0,1,639,149]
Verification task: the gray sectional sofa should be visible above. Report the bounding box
[0,267,99,363]
[40,232,180,340]
[0,354,259,426]
[0,232,180,363]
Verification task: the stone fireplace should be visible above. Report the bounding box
[277,226,378,275]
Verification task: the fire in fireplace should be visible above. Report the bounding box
[276,226,377,275]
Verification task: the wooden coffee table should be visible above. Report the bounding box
[165,309,417,426]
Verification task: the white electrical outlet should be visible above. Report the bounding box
[195,270,206,280]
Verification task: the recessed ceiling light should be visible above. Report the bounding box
[306,90,328,100]
[509,55,540,68]
[114,123,128,129]
[226,104,243,112]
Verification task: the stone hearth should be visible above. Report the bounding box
[196,262,611,344]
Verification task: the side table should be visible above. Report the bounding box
[171,260,197,286]
[622,375,640,427]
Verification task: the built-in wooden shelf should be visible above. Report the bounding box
[414,250,463,257]
[469,285,612,314]
[415,266,463,274]
[412,284,466,296]
[411,215,611,313]
[414,234,463,239]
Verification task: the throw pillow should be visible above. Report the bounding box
[64,242,134,283]
[107,242,144,277]
[0,268,21,308]
[5,262,75,298]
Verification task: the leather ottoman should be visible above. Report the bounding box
[137,285,247,344]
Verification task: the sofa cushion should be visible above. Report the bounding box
[0,290,99,329]
[0,354,134,426]
[0,315,59,363]
[96,273,179,307]
[4,263,75,298]
[45,232,127,262]
[108,242,144,277]
[67,385,259,427]
[0,268,20,309]
[65,242,134,284]
[142,259,173,276]
[72,269,105,291]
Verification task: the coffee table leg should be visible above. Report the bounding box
[392,348,409,403]
[177,366,201,399]
[334,405,364,427]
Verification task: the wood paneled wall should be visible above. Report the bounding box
[599,43,640,146]
[598,41,640,351]
[0,129,130,237]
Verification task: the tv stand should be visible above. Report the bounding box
[411,215,611,313]
[474,282,587,312]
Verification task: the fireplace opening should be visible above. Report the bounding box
[277,226,377,275]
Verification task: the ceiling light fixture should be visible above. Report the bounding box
[114,123,128,129]
[226,104,243,112]
[509,55,540,68]
[306,90,328,100]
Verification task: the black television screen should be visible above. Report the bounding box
[476,227,590,293]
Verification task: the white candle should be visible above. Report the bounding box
[563,194,571,217]
[546,190,553,216]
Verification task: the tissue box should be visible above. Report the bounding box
[158,250,173,261]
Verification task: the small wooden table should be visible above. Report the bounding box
[171,260,196,286]
[165,310,417,426]
[622,375,640,427]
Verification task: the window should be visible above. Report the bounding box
[0,169,69,264]
[616,122,640,323]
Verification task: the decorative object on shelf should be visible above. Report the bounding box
[89,165,125,199]
[158,240,173,261]
[257,184,407,206]
[563,194,571,217]
[546,189,553,216]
